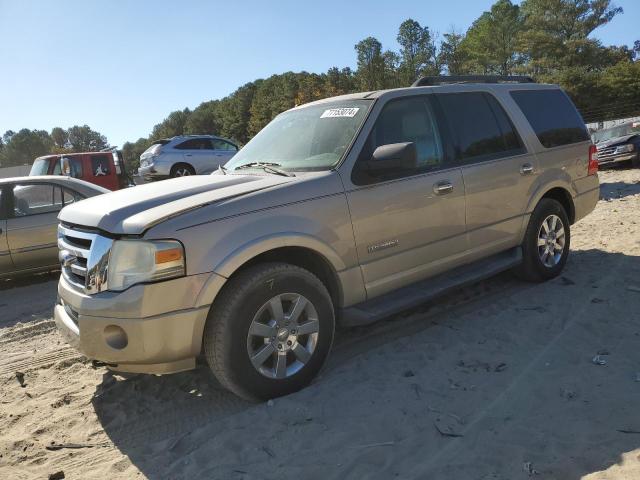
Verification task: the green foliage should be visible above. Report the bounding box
[150,108,191,141]
[460,0,523,75]
[438,30,469,75]
[67,125,109,152]
[397,19,438,84]
[519,0,624,73]
[354,37,385,90]
[0,129,53,167]
[50,127,67,149]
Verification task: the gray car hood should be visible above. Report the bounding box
[596,134,638,149]
[58,174,293,235]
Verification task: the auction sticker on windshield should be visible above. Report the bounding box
[320,107,360,118]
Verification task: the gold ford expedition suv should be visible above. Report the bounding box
[54,76,599,401]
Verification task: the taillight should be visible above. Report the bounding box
[588,144,598,176]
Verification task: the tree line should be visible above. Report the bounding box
[3,0,639,170]
[0,125,108,168]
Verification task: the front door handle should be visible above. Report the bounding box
[433,181,454,195]
[185,154,193,157]
[520,163,534,175]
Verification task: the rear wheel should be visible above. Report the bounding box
[203,263,335,401]
[170,163,195,177]
[515,198,570,282]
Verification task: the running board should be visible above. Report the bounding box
[340,246,522,327]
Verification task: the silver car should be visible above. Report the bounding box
[55,77,599,401]
[0,176,106,278]
[138,135,238,179]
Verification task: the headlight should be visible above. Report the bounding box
[615,144,635,154]
[107,240,185,291]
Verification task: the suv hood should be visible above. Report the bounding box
[59,174,293,235]
[596,134,638,149]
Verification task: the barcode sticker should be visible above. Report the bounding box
[320,107,360,118]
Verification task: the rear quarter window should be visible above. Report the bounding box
[510,89,589,148]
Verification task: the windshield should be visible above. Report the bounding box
[592,122,640,143]
[225,100,372,171]
[29,158,51,176]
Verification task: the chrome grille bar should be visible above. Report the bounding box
[57,224,112,294]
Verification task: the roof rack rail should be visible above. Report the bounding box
[412,75,535,87]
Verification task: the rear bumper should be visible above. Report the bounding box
[138,163,170,180]
[573,175,600,223]
[54,272,223,374]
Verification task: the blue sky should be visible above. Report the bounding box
[0,0,637,147]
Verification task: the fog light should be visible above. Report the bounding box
[104,325,128,350]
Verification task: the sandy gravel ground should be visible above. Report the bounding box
[1,168,639,480]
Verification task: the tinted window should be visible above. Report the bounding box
[58,156,84,178]
[175,138,213,150]
[354,96,444,185]
[212,139,237,151]
[437,92,524,162]
[12,184,62,217]
[510,89,589,148]
[90,154,111,177]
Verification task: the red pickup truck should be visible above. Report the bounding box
[30,150,130,191]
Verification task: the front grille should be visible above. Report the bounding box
[58,224,113,294]
[58,224,94,290]
[596,145,619,163]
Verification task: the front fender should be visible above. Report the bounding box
[213,232,348,278]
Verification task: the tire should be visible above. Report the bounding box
[170,163,195,177]
[631,154,640,169]
[203,263,335,401]
[514,198,571,282]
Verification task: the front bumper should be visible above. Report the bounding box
[54,272,220,374]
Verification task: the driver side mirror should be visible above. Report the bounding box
[366,142,417,173]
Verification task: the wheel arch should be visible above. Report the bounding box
[539,187,575,224]
[526,183,576,224]
[199,234,349,314]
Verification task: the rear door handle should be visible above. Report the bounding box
[185,154,193,157]
[520,163,534,175]
[433,181,454,195]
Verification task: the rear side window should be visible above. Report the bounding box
[175,138,213,150]
[510,89,589,148]
[90,154,111,177]
[12,184,63,217]
[212,139,238,151]
[57,157,84,178]
[436,92,524,163]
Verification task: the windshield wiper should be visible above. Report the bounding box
[234,162,295,177]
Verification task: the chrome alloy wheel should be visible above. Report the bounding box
[246,293,319,379]
[174,167,192,177]
[537,214,566,267]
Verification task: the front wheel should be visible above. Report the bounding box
[203,263,335,401]
[515,198,571,282]
[170,163,195,177]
